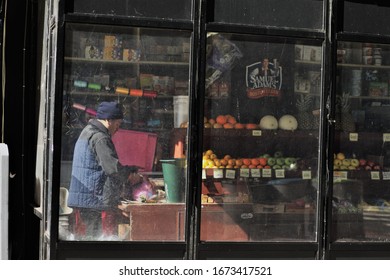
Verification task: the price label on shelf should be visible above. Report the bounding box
[213,169,224,179]
[370,171,380,180]
[349,133,358,142]
[202,169,206,179]
[302,170,312,179]
[334,171,348,180]
[252,130,262,136]
[251,168,261,178]
[240,168,250,178]
[382,171,390,180]
[275,169,285,178]
[262,168,272,178]
[225,169,236,179]
[384,133,390,142]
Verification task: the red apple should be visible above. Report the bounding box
[365,165,372,170]
[367,160,375,167]
[359,159,367,166]
[373,165,381,170]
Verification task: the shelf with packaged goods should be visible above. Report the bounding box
[65,90,177,99]
[337,63,390,70]
[64,56,190,67]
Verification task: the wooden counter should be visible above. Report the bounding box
[119,203,186,241]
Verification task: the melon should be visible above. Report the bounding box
[259,115,278,130]
[278,115,298,131]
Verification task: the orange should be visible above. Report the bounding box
[216,115,227,125]
[219,159,228,166]
[234,123,245,129]
[227,115,237,125]
[223,123,234,129]
[246,123,258,129]
[223,154,232,160]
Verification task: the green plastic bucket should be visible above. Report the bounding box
[161,159,186,203]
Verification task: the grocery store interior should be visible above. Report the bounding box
[2,0,390,260]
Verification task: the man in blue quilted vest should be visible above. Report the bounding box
[68,101,142,240]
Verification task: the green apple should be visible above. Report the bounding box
[267,157,276,166]
[274,151,283,158]
[262,153,271,158]
[276,158,285,166]
[273,164,282,169]
[342,159,351,167]
[284,157,297,165]
[350,159,359,167]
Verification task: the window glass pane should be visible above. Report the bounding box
[332,41,390,242]
[59,23,191,241]
[343,1,390,35]
[201,33,323,242]
[71,0,192,21]
[213,0,324,30]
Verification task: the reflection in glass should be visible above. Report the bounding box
[201,33,323,242]
[59,23,191,241]
[333,41,390,242]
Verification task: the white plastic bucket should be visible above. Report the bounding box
[173,96,189,128]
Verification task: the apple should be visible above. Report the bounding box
[348,165,356,170]
[342,159,351,166]
[350,159,359,167]
[267,157,276,166]
[259,157,267,166]
[274,151,283,158]
[334,159,342,166]
[336,152,345,160]
[373,165,381,170]
[285,157,297,165]
[367,160,375,167]
[359,159,367,166]
[276,158,285,166]
[262,153,271,158]
[365,165,372,170]
[273,165,282,169]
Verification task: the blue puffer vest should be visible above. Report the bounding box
[68,119,134,209]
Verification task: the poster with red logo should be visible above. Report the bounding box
[246,58,282,99]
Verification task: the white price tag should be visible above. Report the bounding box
[252,130,262,136]
[370,171,380,180]
[251,168,261,178]
[202,169,206,179]
[302,170,312,179]
[382,171,390,180]
[262,168,272,178]
[225,169,236,179]
[240,168,250,178]
[213,169,224,179]
[334,171,348,180]
[384,133,390,142]
[275,169,285,178]
[349,133,358,142]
